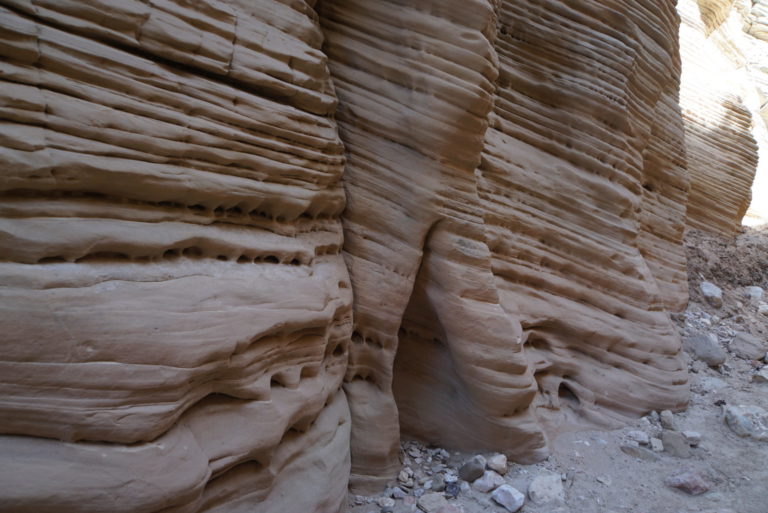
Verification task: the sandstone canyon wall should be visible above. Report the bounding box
[678,0,768,234]
[0,0,706,511]
[320,0,689,492]
[0,1,352,512]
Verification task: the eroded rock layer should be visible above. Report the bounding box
[1,0,698,507]
[678,0,768,234]
[320,0,689,492]
[0,1,351,512]
[476,0,690,435]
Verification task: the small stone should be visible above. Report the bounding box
[730,332,767,360]
[743,286,764,303]
[626,430,650,445]
[444,482,460,498]
[664,468,711,495]
[650,437,664,452]
[683,332,726,367]
[417,492,447,513]
[399,470,411,483]
[527,471,565,505]
[376,497,395,508]
[620,444,660,461]
[596,475,612,485]
[758,303,768,316]
[662,431,692,458]
[430,474,446,492]
[459,481,470,494]
[486,453,508,475]
[408,447,421,458]
[443,473,458,484]
[491,484,526,512]
[472,470,505,493]
[378,497,396,508]
[724,404,768,441]
[700,281,723,308]
[392,487,408,500]
[752,368,768,383]
[458,455,486,482]
[660,410,676,430]
[682,431,702,447]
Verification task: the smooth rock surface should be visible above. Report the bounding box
[486,454,508,475]
[700,282,724,308]
[724,405,768,440]
[682,431,702,446]
[417,492,448,513]
[743,286,764,302]
[627,431,651,445]
[662,431,693,458]
[660,410,677,430]
[684,332,727,367]
[471,470,505,493]
[664,468,711,495]
[458,456,487,483]
[491,485,525,513]
[730,332,767,360]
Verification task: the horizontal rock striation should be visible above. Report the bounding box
[0,1,351,512]
[678,0,768,234]
[0,0,711,508]
[321,0,689,492]
[476,0,689,438]
[317,0,547,492]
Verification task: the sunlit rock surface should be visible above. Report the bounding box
[678,0,768,233]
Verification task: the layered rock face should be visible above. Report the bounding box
[0,1,352,512]
[320,0,689,492]
[0,0,697,509]
[678,0,768,234]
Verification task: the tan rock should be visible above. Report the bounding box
[0,1,351,512]
[0,0,733,509]
[678,0,768,234]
